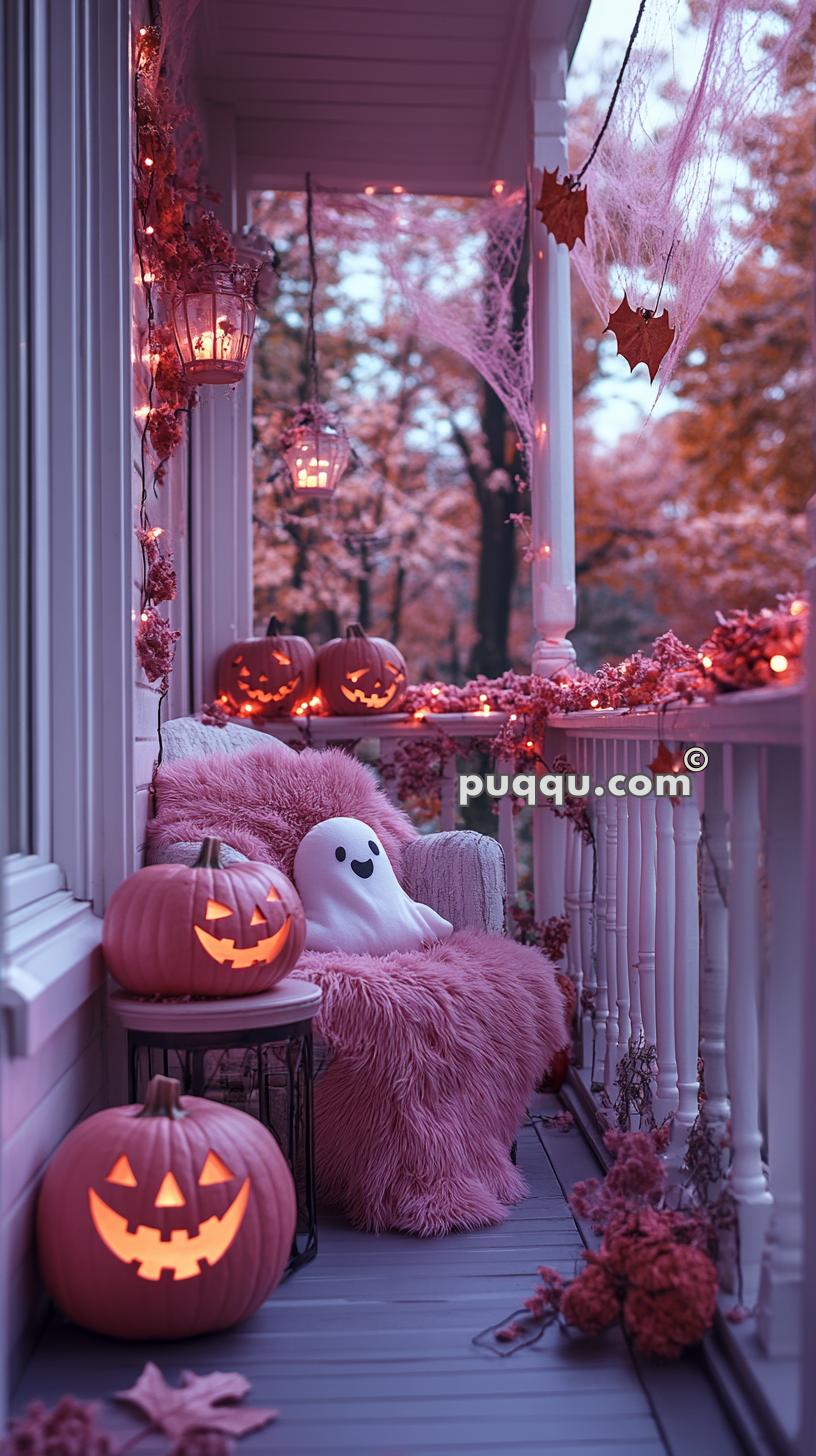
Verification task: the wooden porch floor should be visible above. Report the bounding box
[14,1098,743,1456]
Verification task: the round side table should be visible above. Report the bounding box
[108,977,322,1274]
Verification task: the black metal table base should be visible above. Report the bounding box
[127,1019,317,1275]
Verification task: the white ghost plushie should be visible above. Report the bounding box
[293,817,453,955]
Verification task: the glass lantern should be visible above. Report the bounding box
[282,417,350,496]
[172,267,256,384]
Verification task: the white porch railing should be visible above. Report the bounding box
[261,682,805,1438]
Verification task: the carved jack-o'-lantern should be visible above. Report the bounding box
[102,840,306,997]
[37,1075,296,1339]
[216,616,316,720]
[316,624,408,716]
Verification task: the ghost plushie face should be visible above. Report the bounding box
[293,817,453,955]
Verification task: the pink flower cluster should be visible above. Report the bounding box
[1,1396,114,1455]
[135,608,181,695]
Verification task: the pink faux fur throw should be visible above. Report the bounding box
[295,933,567,1236]
[148,745,417,878]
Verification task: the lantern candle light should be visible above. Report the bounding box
[282,409,350,496]
[172,266,256,384]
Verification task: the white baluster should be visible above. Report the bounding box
[757,745,804,1355]
[496,755,518,914]
[668,768,702,1167]
[578,740,596,1068]
[626,739,643,1045]
[592,737,609,1087]
[604,739,620,1099]
[654,780,678,1121]
[440,753,457,832]
[615,742,631,1068]
[699,745,730,1145]
[565,817,581,1001]
[725,744,772,1287]
[638,755,657,1058]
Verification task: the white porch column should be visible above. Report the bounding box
[757,745,804,1356]
[528,41,576,678]
[801,493,816,1449]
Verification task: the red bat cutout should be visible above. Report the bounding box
[606,293,675,382]
[535,169,588,250]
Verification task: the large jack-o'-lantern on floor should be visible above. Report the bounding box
[102,839,306,997]
[37,1076,296,1340]
[317,623,408,716]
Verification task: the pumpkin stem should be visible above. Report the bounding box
[138,1075,186,1120]
[266,615,284,637]
[345,623,367,639]
[195,837,223,868]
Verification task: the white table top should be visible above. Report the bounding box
[108,975,322,1034]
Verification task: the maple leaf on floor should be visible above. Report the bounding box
[534,169,588,250]
[606,293,675,382]
[116,1363,278,1442]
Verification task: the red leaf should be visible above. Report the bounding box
[535,170,588,250]
[606,293,675,382]
[648,741,683,777]
[116,1363,278,1441]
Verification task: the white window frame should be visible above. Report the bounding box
[1,0,133,1056]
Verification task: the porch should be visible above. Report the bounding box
[14,1100,742,1456]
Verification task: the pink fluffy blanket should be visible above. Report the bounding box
[149,743,567,1234]
[297,935,566,1236]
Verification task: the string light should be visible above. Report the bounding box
[392,184,404,194]
[143,156,154,168]
[509,712,518,722]
[791,599,806,617]
[364,185,376,196]
[491,179,505,196]
[590,698,600,709]
[142,270,155,283]
[769,654,788,674]
[144,224,154,236]
[701,654,713,669]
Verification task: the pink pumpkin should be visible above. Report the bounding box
[37,1074,296,1339]
[103,839,305,997]
[317,623,408,715]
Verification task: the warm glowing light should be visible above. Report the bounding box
[142,270,155,283]
[481,703,491,715]
[364,185,376,196]
[538,249,545,260]
[88,1178,250,1281]
[431,687,440,696]
[701,654,713,669]
[535,421,548,440]
[155,1171,186,1208]
[414,708,427,720]
[791,598,806,616]
[134,404,150,420]
[479,693,488,702]
[239,702,258,715]
[309,694,321,707]
[491,179,505,196]
[541,544,551,556]
[590,698,600,709]
[526,740,534,749]
[218,694,229,705]
[509,712,518,722]
[172,269,255,385]
[139,26,148,36]
[140,611,149,622]
[392,184,405,194]
[144,224,155,235]
[147,526,163,540]
[143,156,154,168]
[769,653,789,674]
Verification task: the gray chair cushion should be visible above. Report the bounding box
[160,715,297,766]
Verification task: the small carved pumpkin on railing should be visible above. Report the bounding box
[317,623,408,715]
[36,1074,296,1339]
[216,615,316,719]
[102,839,306,997]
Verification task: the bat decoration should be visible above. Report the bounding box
[534,170,588,250]
[606,293,676,383]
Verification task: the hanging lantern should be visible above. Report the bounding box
[172,266,256,384]
[281,173,351,495]
[281,404,350,497]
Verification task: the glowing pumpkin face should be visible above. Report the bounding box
[89,1145,248,1281]
[317,624,409,717]
[216,615,316,719]
[102,840,306,998]
[37,1076,297,1340]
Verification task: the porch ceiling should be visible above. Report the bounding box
[196,0,590,197]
